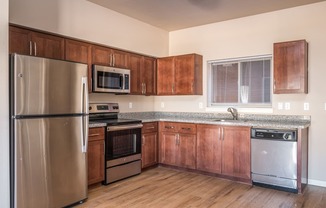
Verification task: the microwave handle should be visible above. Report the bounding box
[120,74,124,89]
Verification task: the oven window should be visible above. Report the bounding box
[106,128,141,159]
[98,71,122,89]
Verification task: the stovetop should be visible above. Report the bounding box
[89,103,141,126]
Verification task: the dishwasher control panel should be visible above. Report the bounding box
[251,128,297,141]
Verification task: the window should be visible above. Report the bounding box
[208,56,272,107]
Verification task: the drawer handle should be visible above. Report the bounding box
[165,126,174,129]
[146,126,155,129]
[89,133,101,137]
[181,127,192,131]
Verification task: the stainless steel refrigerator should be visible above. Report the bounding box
[10,54,89,208]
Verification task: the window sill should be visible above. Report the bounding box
[206,106,273,114]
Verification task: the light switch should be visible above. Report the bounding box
[199,102,203,109]
[303,103,309,111]
[277,102,283,110]
[161,102,165,108]
[129,102,133,109]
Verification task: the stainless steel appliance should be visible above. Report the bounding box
[92,65,130,93]
[10,54,89,207]
[251,128,298,193]
[89,103,142,184]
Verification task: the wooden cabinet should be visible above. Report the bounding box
[88,127,105,185]
[159,122,196,169]
[157,54,202,95]
[129,54,156,95]
[92,45,129,68]
[9,26,64,59]
[196,124,251,180]
[65,39,92,92]
[273,40,308,94]
[142,122,158,168]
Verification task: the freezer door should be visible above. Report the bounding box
[11,54,88,116]
[14,116,88,208]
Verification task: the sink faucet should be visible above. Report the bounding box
[227,107,238,120]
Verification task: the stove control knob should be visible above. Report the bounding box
[283,133,292,140]
[89,106,92,111]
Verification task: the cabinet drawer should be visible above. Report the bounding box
[142,122,158,133]
[178,123,196,134]
[160,122,178,133]
[89,127,105,141]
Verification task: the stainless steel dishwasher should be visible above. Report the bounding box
[251,128,298,193]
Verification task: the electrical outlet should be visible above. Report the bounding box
[285,102,291,110]
[277,102,283,110]
[129,102,132,109]
[161,102,165,108]
[199,102,203,109]
[304,103,309,111]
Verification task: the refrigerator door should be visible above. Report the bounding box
[14,116,88,208]
[11,54,88,116]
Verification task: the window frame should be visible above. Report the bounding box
[207,55,273,108]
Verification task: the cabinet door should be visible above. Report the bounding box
[92,45,111,66]
[111,49,129,68]
[9,26,30,55]
[273,40,308,94]
[222,126,251,180]
[178,133,196,169]
[174,54,203,95]
[129,53,142,94]
[88,140,105,185]
[157,57,175,95]
[142,56,156,95]
[88,127,105,185]
[31,32,64,59]
[159,132,178,166]
[142,132,158,168]
[196,124,222,174]
[65,39,92,92]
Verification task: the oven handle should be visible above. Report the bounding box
[107,123,143,132]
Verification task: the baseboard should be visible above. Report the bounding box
[308,179,326,187]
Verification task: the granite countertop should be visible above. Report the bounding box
[118,112,311,129]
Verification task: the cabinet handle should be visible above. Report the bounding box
[146,126,155,129]
[191,82,194,92]
[29,41,32,55]
[221,128,224,141]
[112,54,115,66]
[144,83,147,94]
[141,83,144,94]
[34,42,37,56]
[165,126,174,129]
[176,134,180,145]
[142,136,145,145]
[172,83,175,94]
[181,127,191,131]
[89,133,100,137]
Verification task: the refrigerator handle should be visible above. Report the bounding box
[81,76,89,153]
[82,77,89,114]
[82,116,89,153]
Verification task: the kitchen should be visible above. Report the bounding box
[1,0,326,207]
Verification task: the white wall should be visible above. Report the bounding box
[0,0,9,206]
[168,2,326,186]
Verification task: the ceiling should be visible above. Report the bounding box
[88,0,325,31]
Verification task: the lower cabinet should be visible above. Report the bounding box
[141,122,158,168]
[196,124,251,180]
[159,122,196,169]
[88,127,105,185]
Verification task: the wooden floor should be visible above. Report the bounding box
[76,167,326,208]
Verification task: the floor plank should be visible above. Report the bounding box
[75,167,326,208]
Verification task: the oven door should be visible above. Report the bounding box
[106,124,142,160]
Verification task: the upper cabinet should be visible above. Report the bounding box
[129,54,156,95]
[92,45,129,68]
[157,54,203,95]
[9,26,64,60]
[65,39,92,92]
[273,40,308,94]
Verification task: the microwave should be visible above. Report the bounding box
[92,65,130,93]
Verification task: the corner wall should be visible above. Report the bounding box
[0,0,9,206]
[167,2,326,186]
